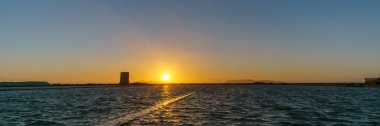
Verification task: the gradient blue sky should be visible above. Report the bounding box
[0,0,379,83]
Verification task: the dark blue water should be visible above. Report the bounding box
[0,85,379,126]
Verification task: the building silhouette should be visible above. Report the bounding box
[365,77,380,84]
[120,72,129,85]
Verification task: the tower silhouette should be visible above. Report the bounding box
[119,72,129,85]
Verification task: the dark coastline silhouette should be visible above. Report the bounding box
[0,73,379,88]
[0,81,49,87]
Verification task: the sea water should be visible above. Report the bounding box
[0,85,379,126]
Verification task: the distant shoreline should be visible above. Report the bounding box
[0,82,378,88]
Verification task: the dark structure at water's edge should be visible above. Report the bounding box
[0,81,49,87]
[365,77,380,84]
[120,72,130,85]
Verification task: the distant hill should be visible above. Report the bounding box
[225,79,281,84]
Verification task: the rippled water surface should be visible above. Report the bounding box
[0,85,379,126]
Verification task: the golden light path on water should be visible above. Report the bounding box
[98,85,203,126]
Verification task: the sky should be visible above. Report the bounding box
[0,0,379,83]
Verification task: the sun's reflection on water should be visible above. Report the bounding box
[150,84,180,125]
[161,85,171,99]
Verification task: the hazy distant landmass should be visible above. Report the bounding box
[225,79,281,84]
[0,81,49,87]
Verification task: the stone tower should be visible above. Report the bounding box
[119,72,129,85]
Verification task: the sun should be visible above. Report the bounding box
[162,73,170,82]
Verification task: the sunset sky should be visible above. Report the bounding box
[0,0,379,83]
